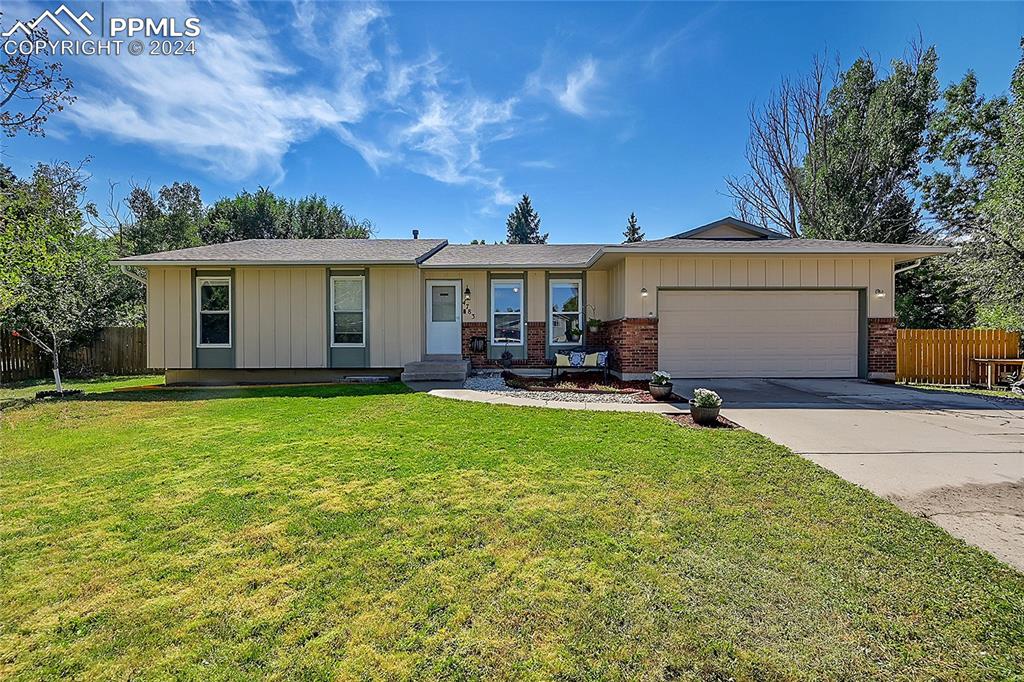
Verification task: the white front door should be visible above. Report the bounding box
[426,280,462,355]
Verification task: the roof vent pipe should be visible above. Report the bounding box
[412,229,419,239]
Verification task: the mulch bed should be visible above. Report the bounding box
[665,413,741,430]
[501,371,681,403]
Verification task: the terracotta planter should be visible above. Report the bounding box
[689,402,721,425]
[649,382,674,400]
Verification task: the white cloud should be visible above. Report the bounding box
[557,58,599,116]
[65,0,340,180]
[526,54,602,118]
[58,0,520,205]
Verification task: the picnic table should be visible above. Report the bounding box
[971,358,1024,389]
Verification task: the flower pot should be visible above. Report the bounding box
[587,324,600,334]
[689,402,721,425]
[649,382,674,400]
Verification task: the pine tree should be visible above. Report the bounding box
[505,194,547,244]
[623,212,644,242]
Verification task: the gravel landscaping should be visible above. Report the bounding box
[464,372,651,403]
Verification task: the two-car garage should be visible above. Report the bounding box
[657,290,862,378]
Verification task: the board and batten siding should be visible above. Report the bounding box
[234,267,326,369]
[585,269,608,321]
[624,255,895,319]
[146,266,193,369]
[369,267,422,367]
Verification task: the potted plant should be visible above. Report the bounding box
[586,305,601,334]
[689,388,723,425]
[649,370,673,400]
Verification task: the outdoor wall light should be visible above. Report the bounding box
[874,288,886,298]
[640,287,648,297]
[463,287,471,300]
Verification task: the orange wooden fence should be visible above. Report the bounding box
[0,327,148,384]
[897,328,1021,385]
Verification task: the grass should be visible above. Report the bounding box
[1,384,1022,680]
[907,383,1024,402]
[0,374,164,401]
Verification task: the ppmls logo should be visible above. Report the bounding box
[3,4,201,57]
[2,4,94,37]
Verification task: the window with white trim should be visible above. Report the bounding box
[196,276,231,347]
[491,279,523,345]
[549,279,583,345]
[331,275,365,347]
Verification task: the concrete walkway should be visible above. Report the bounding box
[404,381,689,414]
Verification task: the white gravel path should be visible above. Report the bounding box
[464,373,645,404]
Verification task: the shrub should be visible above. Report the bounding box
[691,388,722,408]
[650,370,671,385]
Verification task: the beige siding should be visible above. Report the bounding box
[694,224,762,239]
[526,270,546,322]
[606,259,626,320]
[585,269,608,320]
[234,267,326,368]
[146,266,192,369]
[625,255,896,318]
[369,267,422,367]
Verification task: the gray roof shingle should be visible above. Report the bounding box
[609,238,949,257]
[420,243,603,268]
[113,238,447,265]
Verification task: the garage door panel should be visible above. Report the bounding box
[658,290,859,378]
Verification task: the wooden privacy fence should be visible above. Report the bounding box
[897,328,1021,385]
[0,327,148,384]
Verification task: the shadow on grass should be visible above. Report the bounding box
[49,382,414,405]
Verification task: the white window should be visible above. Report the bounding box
[331,275,365,347]
[491,279,523,345]
[196,277,231,348]
[549,279,583,345]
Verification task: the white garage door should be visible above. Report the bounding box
[658,290,860,378]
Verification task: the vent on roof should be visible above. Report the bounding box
[412,229,419,239]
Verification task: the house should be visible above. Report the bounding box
[112,217,948,384]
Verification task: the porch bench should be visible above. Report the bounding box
[549,349,612,381]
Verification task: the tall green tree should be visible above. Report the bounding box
[798,47,939,243]
[204,188,372,243]
[505,194,547,244]
[622,212,644,243]
[726,45,939,243]
[974,43,1024,331]
[904,71,1009,329]
[122,181,204,255]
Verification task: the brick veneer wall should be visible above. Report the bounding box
[602,318,658,375]
[868,317,897,378]
[461,322,489,368]
[527,322,546,363]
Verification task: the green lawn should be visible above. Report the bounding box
[0,374,164,401]
[1,385,1022,680]
[908,383,1024,402]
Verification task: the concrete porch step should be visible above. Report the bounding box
[401,358,471,383]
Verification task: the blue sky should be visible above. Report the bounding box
[3,1,1023,243]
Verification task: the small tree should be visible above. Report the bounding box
[505,194,547,244]
[622,212,644,243]
[8,236,119,391]
[1,162,125,391]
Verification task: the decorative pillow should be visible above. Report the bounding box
[596,351,609,367]
[583,352,599,367]
[555,353,571,367]
[569,351,587,367]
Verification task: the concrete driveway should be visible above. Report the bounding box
[673,378,1024,571]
